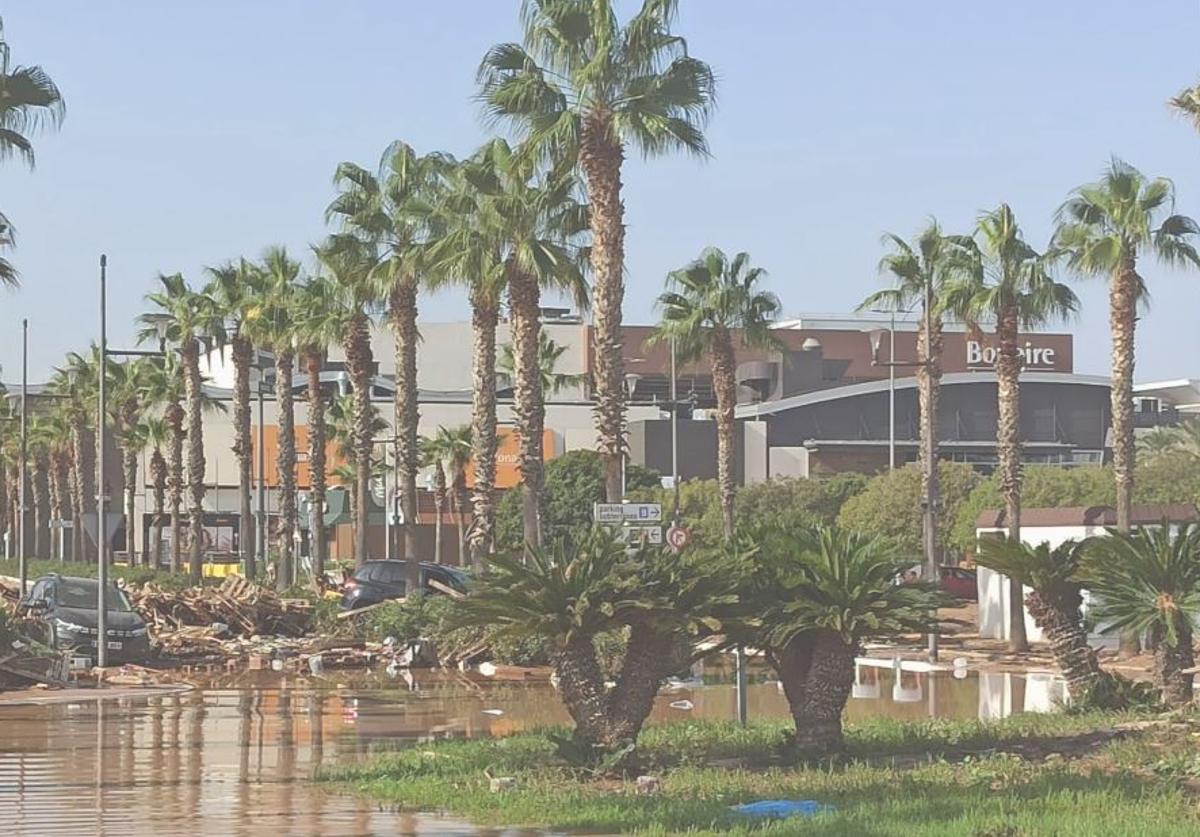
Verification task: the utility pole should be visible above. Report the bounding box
[670,335,680,522]
[18,318,27,596]
[921,274,940,662]
[256,354,267,577]
[97,255,109,669]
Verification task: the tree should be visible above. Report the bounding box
[136,354,185,573]
[50,351,97,563]
[975,538,1108,699]
[1082,524,1200,707]
[951,204,1079,651]
[0,16,64,286]
[314,237,378,566]
[654,248,780,539]
[455,527,741,760]
[142,273,226,584]
[1170,81,1200,133]
[328,142,452,589]
[26,416,51,558]
[206,258,266,580]
[480,0,717,503]
[141,416,170,568]
[293,274,346,583]
[746,526,943,758]
[420,435,448,565]
[106,357,152,565]
[837,462,982,557]
[39,408,72,561]
[1054,161,1200,535]
[247,247,303,590]
[423,425,473,565]
[860,222,976,570]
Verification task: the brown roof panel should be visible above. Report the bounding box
[975,503,1199,530]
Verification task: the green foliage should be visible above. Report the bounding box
[0,559,196,591]
[747,526,946,648]
[360,595,456,645]
[974,538,1084,593]
[837,462,982,557]
[496,450,660,552]
[1081,524,1200,649]
[627,479,725,549]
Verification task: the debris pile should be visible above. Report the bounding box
[132,576,314,639]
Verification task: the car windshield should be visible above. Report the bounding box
[57,581,133,612]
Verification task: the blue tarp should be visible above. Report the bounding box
[730,800,834,820]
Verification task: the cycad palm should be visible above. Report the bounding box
[1054,160,1200,534]
[141,273,226,582]
[206,258,267,579]
[328,142,452,582]
[950,205,1078,651]
[1082,524,1200,707]
[750,526,943,758]
[480,0,717,504]
[654,248,780,539]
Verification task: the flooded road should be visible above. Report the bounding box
[0,665,1064,835]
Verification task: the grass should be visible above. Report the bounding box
[324,712,1200,835]
[0,558,196,590]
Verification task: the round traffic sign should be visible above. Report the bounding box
[666,524,691,552]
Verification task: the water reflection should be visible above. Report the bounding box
[0,663,1064,835]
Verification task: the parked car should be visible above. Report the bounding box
[339,561,470,611]
[19,574,152,664]
[899,564,978,600]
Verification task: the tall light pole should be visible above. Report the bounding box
[97,254,109,668]
[669,335,680,522]
[18,318,27,596]
[255,351,268,578]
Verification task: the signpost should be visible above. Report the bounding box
[622,526,663,546]
[593,503,664,549]
[666,524,691,552]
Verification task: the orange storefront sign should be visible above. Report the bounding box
[252,425,346,489]
[466,427,557,489]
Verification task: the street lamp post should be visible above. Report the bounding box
[18,318,27,596]
[669,335,681,523]
[97,255,109,668]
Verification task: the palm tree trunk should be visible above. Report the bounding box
[150,448,166,569]
[468,291,499,574]
[432,463,445,564]
[579,115,627,504]
[917,313,943,535]
[791,630,856,759]
[166,402,184,574]
[46,455,60,560]
[711,328,737,541]
[389,279,421,590]
[67,460,81,563]
[183,340,207,586]
[275,349,297,591]
[454,480,466,566]
[231,335,255,580]
[1024,587,1105,699]
[122,444,137,565]
[1154,620,1195,708]
[70,415,90,562]
[344,311,373,567]
[605,618,680,748]
[32,456,48,559]
[554,633,615,750]
[996,309,1028,652]
[510,264,546,550]
[305,349,328,585]
[1111,261,1141,657]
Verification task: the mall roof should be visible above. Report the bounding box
[1133,379,1200,411]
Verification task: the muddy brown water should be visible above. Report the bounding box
[0,666,1064,836]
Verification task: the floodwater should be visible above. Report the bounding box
[0,664,1064,836]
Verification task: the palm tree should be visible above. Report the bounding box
[137,354,186,572]
[141,416,170,568]
[206,258,266,580]
[107,357,152,565]
[479,0,717,504]
[1054,161,1200,534]
[500,330,587,397]
[292,274,345,582]
[420,435,448,564]
[1082,524,1200,707]
[247,247,302,590]
[142,273,226,584]
[975,538,1109,700]
[314,238,378,566]
[50,352,96,562]
[0,16,64,287]
[40,408,71,561]
[750,526,944,758]
[859,222,975,558]
[951,205,1078,652]
[328,143,451,585]
[1170,81,1200,132]
[653,248,780,540]
[26,416,51,559]
[424,424,473,565]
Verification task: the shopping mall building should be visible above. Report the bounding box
[14,310,1198,566]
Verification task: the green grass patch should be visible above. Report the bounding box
[324,713,1200,835]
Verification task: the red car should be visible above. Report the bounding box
[939,566,978,600]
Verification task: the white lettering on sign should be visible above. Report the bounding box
[966,340,1057,369]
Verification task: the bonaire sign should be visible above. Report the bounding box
[966,340,1057,370]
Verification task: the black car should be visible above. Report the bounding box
[20,575,152,664]
[339,561,469,611]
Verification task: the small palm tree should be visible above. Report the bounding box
[653,248,781,539]
[949,205,1079,652]
[1054,161,1200,534]
[26,416,52,559]
[480,0,717,505]
[206,257,266,579]
[749,526,944,758]
[140,416,170,568]
[975,538,1107,699]
[419,435,448,564]
[141,273,226,583]
[40,407,72,561]
[136,354,185,572]
[1082,524,1200,707]
[51,350,97,562]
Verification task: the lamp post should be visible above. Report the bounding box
[669,335,680,523]
[253,350,273,580]
[869,292,941,662]
[97,255,109,668]
[18,318,27,596]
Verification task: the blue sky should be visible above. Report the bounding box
[2,1,1200,380]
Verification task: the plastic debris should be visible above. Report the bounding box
[731,800,834,820]
[668,699,694,711]
[481,708,505,716]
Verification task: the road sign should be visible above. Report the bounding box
[592,503,625,524]
[80,512,124,548]
[624,503,662,522]
[666,524,691,552]
[622,525,663,546]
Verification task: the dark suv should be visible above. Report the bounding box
[339,561,469,611]
[20,575,152,664]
